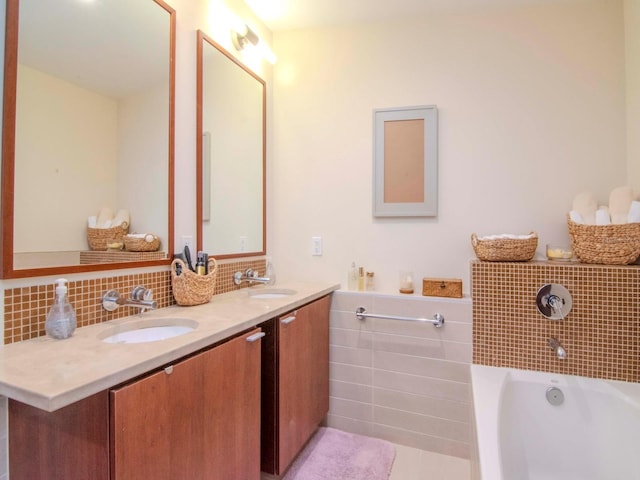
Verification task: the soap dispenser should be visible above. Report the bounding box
[45,278,77,339]
[265,257,276,285]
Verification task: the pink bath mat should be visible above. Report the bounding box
[283,427,396,480]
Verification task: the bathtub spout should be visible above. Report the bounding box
[548,337,567,359]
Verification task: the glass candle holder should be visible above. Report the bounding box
[399,271,414,294]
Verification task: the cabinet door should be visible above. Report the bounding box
[201,328,262,479]
[9,392,110,480]
[111,328,262,480]
[278,295,330,473]
[110,352,204,480]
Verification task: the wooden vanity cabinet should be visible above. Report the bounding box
[9,391,110,480]
[260,295,331,475]
[9,328,263,480]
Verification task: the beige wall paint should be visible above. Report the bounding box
[626,0,640,191]
[271,1,627,293]
[14,64,118,252]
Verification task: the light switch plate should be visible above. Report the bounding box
[312,236,323,256]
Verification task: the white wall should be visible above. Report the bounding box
[14,64,118,252]
[626,0,640,191]
[271,1,627,293]
[117,83,170,245]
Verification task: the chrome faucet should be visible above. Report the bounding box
[233,268,273,286]
[102,286,158,314]
[548,337,567,360]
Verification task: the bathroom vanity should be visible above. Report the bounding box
[0,282,337,479]
[260,295,331,475]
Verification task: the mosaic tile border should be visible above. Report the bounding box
[471,260,640,382]
[4,258,266,344]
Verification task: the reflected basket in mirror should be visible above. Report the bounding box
[87,222,129,251]
[171,257,218,306]
[124,234,161,252]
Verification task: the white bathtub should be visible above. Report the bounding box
[471,364,640,480]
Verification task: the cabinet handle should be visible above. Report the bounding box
[246,332,266,342]
[164,366,173,375]
[281,316,296,325]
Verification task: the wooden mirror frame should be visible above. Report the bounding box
[0,0,175,279]
[196,30,266,259]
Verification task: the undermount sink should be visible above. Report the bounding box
[100,318,198,344]
[248,288,297,299]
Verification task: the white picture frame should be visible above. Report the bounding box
[373,105,438,217]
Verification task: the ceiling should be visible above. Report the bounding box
[18,0,170,99]
[244,0,591,31]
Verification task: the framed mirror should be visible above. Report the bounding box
[1,0,175,278]
[196,30,265,259]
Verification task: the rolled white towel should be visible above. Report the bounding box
[628,201,640,223]
[87,216,97,228]
[569,210,584,224]
[596,206,611,225]
[572,192,597,225]
[101,220,112,229]
[609,186,635,224]
[126,233,156,243]
[478,233,535,240]
[112,209,130,228]
[97,207,113,228]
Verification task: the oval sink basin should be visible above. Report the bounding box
[248,288,297,299]
[100,318,198,344]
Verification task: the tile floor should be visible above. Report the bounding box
[389,444,470,479]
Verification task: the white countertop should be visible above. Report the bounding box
[0,281,339,412]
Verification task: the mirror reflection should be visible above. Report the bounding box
[197,31,265,258]
[3,0,174,275]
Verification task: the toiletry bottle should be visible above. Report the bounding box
[45,278,77,340]
[348,262,358,290]
[366,272,375,291]
[358,267,365,291]
[265,257,276,285]
[196,251,206,275]
[202,253,209,274]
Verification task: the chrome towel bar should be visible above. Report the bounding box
[355,306,445,328]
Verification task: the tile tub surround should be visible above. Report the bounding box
[327,291,473,459]
[3,258,266,344]
[471,261,640,382]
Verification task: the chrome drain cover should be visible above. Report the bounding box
[546,386,564,406]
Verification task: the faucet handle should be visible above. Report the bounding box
[102,289,121,311]
[132,285,153,301]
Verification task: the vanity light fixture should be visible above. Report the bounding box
[232,23,259,50]
[231,23,277,64]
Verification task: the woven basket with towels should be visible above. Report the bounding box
[171,257,218,306]
[124,234,161,252]
[87,222,129,251]
[471,232,538,262]
[567,217,640,265]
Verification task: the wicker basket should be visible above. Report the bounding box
[567,217,640,265]
[124,234,161,252]
[86,222,129,251]
[471,232,538,262]
[171,257,218,306]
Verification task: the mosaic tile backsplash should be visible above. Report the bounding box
[472,260,640,383]
[4,258,265,344]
